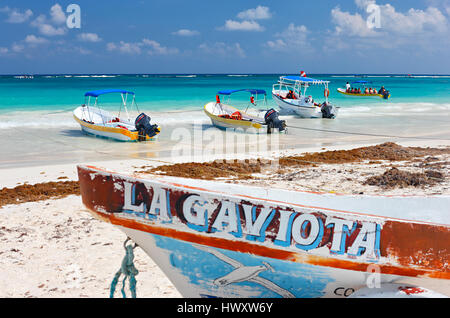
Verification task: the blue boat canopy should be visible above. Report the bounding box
[218,89,266,95]
[84,89,135,98]
[280,76,329,84]
[352,80,372,84]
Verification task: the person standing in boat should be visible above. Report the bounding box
[346,82,351,92]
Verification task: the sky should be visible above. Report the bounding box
[0,0,449,74]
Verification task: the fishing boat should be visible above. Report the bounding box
[337,81,391,99]
[272,75,339,119]
[77,165,450,298]
[204,89,286,133]
[73,89,160,142]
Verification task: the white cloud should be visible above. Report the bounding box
[0,47,9,54]
[141,38,179,55]
[1,7,33,23]
[11,43,24,53]
[172,29,200,36]
[331,6,378,37]
[331,1,449,38]
[24,35,49,45]
[381,5,448,35]
[50,4,66,25]
[107,39,178,55]
[237,6,272,20]
[31,14,66,36]
[222,20,264,31]
[327,1,450,53]
[265,23,309,51]
[199,42,246,58]
[78,33,102,42]
[107,41,141,54]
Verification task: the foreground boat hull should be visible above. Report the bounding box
[77,165,450,298]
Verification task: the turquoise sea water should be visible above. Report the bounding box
[0,74,449,113]
[0,74,449,169]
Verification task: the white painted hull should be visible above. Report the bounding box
[272,94,323,118]
[78,165,450,298]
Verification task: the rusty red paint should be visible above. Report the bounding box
[77,165,450,280]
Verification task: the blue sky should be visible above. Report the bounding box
[0,0,449,74]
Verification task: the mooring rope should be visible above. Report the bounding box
[110,237,139,298]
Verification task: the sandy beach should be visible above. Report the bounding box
[1,139,449,298]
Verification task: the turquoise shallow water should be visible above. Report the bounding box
[0,74,449,169]
[0,74,449,114]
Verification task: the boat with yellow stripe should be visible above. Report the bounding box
[204,89,286,134]
[337,81,391,99]
[73,89,160,142]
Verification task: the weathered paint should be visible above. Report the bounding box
[77,165,450,297]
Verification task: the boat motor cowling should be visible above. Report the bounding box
[264,108,286,133]
[321,102,337,119]
[135,113,159,141]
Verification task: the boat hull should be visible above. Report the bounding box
[73,106,155,142]
[337,88,390,99]
[204,102,263,131]
[77,165,450,298]
[272,94,325,118]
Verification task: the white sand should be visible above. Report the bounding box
[0,196,181,298]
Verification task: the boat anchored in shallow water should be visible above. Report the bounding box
[272,75,339,119]
[73,89,160,142]
[204,89,286,133]
[78,165,450,298]
[337,81,391,99]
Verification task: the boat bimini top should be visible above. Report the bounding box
[351,80,372,85]
[84,89,135,97]
[274,76,331,103]
[278,76,330,85]
[217,88,268,111]
[83,89,138,122]
[218,89,267,95]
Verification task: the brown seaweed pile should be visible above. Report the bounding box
[279,142,450,166]
[146,143,449,183]
[0,181,80,208]
[143,159,264,180]
[363,167,445,189]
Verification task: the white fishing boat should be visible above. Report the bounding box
[204,89,286,133]
[77,165,450,298]
[272,75,339,119]
[73,89,160,142]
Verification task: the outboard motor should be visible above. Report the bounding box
[135,113,160,141]
[321,102,337,119]
[264,108,286,134]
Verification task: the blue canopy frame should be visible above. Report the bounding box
[83,89,137,121]
[351,80,372,84]
[218,89,267,96]
[280,76,330,84]
[84,89,135,98]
